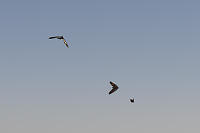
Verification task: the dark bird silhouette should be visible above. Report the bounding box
[130,98,134,103]
[48,36,69,48]
[109,81,119,95]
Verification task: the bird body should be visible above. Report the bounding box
[49,36,69,48]
[130,98,134,103]
[109,81,119,95]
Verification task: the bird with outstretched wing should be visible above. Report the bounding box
[49,36,69,48]
[109,81,119,95]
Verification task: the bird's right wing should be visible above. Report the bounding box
[109,88,117,95]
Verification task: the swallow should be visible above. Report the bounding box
[130,98,134,103]
[48,36,69,48]
[109,81,119,95]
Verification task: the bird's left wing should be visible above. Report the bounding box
[63,39,69,48]
[110,81,118,89]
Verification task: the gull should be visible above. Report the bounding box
[49,36,69,48]
[130,98,134,103]
[109,81,119,95]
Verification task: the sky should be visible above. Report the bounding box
[0,0,200,132]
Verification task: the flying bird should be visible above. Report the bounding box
[130,98,134,103]
[109,81,119,95]
[48,36,69,48]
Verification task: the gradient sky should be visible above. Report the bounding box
[0,0,200,132]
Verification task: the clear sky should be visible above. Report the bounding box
[0,0,200,132]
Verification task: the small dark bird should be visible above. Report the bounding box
[49,36,69,48]
[109,81,119,95]
[130,98,134,103]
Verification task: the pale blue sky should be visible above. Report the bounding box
[0,0,200,132]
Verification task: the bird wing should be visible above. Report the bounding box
[110,81,118,89]
[49,36,64,39]
[109,81,118,94]
[109,88,118,95]
[49,36,57,39]
[63,39,69,48]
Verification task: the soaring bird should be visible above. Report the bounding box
[130,98,134,103]
[109,81,119,95]
[48,36,69,48]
